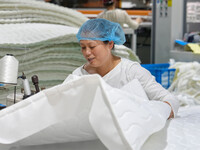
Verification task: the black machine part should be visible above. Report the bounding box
[31,75,40,93]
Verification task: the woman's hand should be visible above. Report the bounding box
[135,17,143,24]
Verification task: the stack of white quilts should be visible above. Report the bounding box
[0,0,140,104]
[0,0,87,27]
[0,23,84,88]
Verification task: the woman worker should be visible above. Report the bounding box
[97,0,143,30]
[73,18,179,119]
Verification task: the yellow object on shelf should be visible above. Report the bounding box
[185,43,200,54]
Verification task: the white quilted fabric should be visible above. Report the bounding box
[0,75,200,150]
[0,0,88,27]
[0,23,79,44]
[141,105,200,150]
[90,77,170,150]
[121,79,148,100]
[0,75,170,150]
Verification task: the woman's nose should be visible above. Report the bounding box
[85,48,91,56]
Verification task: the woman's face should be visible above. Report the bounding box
[80,40,113,67]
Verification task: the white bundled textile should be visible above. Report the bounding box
[113,45,140,63]
[0,74,171,150]
[168,61,200,106]
[0,0,88,27]
[0,75,200,150]
[141,105,200,150]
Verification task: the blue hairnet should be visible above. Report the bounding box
[76,18,126,45]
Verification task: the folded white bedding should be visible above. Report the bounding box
[0,0,88,27]
[0,23,79,44]
[0,75,170,150]
[141,105,200,150]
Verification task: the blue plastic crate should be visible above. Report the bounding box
[0,104,6,110]
[141,63,176,89]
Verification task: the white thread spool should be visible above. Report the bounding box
[0,54,19,85]
[22,78,31,96]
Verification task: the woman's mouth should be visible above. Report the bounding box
[88,58,94,62]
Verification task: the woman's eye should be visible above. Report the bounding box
[81,47,86,50]
[90,46,95,49]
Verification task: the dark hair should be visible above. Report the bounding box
[103,0,114,7]
[103,41,115,50]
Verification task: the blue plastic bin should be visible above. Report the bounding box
[141,63,176,89]
[0,104,6,110]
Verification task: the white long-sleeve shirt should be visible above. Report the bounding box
[97,9,139,29]
[72,58,179,116]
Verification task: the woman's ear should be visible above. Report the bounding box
[108,41,114,49]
